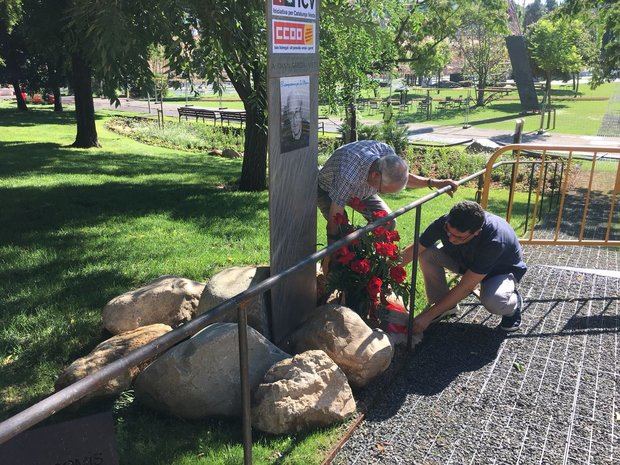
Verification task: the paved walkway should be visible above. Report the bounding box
[405,122,620,150]
[78,97,619,150]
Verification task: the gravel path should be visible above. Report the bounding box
[333,187,619,464]
[333,245,618,465]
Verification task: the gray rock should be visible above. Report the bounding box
[102,275,205,334]
[292,304,394,388]
[196,266,271,338]
[55,324,172,402]
[252,350,356,434]
[465,138,501,153]
[134,322,288,418]
[222,148,242,159]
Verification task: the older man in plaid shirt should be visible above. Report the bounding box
[318,140,458,247]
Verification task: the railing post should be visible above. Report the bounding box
[407,205,422,352]
[539,162,549,220]
[554,153,573,241]
[475,174,484,204]
[549,160,559,212]
[237,305,253,465]
[524,162,536,234]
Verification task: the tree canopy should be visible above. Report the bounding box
[527,17,587,90]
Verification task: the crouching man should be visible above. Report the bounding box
[401,201,527,333]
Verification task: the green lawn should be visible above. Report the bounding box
[162,82,618,136]
[361,83,618,136]
[0,104,530,464]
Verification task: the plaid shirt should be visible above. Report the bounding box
[318,140,395,207]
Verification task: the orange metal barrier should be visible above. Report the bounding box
[480,144,620,247]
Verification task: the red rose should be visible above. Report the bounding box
[374,242,398,259]
[372,226,388,238]
[335,246,356,265]
[385,230,400,242]
[350,258,371,274]
[390,265,407,283]
[367,276,383,300]
[349,197,366,211]
[372,210,388,219]
[333,213,348,225]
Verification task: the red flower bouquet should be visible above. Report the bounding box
[326,199,410,323]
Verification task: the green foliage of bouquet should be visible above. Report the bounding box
[326,198,410,321]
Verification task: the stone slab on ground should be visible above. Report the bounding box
[333,244,619,465]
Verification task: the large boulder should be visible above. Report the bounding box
[134,322,288,419]
[292,304,393,388]
[196,266,271,337]
[252,350,356,434]
[55,324,172,402]
[102,275,205,334]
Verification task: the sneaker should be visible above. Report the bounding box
[431,304,460,324]
[500,290,523,332]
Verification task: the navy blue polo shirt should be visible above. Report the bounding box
[419,212,527,282]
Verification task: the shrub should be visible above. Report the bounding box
[105,117,244,153]
[404,146,487,182]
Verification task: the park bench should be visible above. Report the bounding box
[178,106,218,123]
[220,110,246,127]
[318,115,329,134]
[417,98,432,118]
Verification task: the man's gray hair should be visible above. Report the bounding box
[374,155,409,190]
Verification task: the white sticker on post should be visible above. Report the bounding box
[271,0,317,20]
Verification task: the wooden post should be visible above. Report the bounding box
[266,0,319,345]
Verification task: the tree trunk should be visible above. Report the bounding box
[346,102,357,143]
[71,53,99,148]
[575,74,580,96]
[476,85,485,107]
[48,62,63,112]
[12,81,27,111]
[239,104,267,191]
[53,86,63,112]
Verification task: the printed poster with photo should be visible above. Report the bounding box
[280,76,310,154]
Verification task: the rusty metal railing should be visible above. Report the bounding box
[480,144,620,247]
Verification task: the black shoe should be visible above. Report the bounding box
[500,290,522,332]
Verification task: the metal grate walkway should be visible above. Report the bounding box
[333,245,619,465]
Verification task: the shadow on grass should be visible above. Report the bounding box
[0,128,266,421]
[0,106,106,128]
